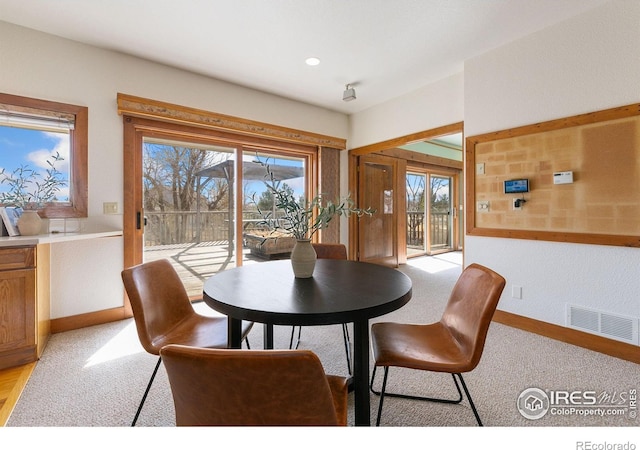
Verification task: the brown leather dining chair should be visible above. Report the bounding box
[289,243,353,374]
[121,259,253,426]
[369,263,506,426]
[160,345,349,426]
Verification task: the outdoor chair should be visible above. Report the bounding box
[121,259,253,426]
[289,243,353,375]
[369,263,506,426]
[160,345,349,426]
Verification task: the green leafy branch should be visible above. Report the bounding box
[252,158,375,240]
[0,152,67,209]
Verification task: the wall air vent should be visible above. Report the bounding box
[567,305,638,345]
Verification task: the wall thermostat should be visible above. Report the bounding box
[553,171,573,185]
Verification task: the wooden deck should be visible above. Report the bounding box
[144,241,461,298]
[143,240,283,298]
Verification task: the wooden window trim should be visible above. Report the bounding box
[0,93,88,218]
[122,114,326,271]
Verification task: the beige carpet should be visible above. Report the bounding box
[6,253,639,442]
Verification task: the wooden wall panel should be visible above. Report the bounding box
[318,146,340,243]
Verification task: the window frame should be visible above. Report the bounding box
[0,93,88,218]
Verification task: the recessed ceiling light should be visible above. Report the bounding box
[305,57,320,66]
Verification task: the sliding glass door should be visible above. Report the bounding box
[428,174,453,254]
[406,172,427,257]
[142,138,239,297]
[138,136,310,297]
[240,150,306,264]
[406,170,457,257]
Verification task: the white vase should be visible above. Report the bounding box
[17,210,43,236]
[290,239,317,278]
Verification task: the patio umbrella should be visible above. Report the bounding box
[195,159,303,253]
[197,159,303,182]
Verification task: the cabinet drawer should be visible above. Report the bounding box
[0,247,36,270]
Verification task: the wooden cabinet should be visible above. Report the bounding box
[0,245,49,370]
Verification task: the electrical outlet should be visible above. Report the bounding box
[513,198,522,210]
[512,285,523,299]
[103,202,118,214]
[477,201,490,212]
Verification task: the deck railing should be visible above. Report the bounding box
[144,210,277,246]
[144,210,450,249]
[144,211,229,246]
[407,211,450,250]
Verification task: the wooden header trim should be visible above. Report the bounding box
[117,93,346,149]
[349,122,463,156]
[467,104,640,146]
[379,147,463,170]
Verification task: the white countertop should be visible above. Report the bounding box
[0,229,123,247]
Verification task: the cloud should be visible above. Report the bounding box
[26,132,70,173]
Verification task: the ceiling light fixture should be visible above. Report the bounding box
[343,84,356,102]
[305,57,320,66]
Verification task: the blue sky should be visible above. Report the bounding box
[0,125,70,200]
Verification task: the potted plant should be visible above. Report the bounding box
[0,152,66,235]
[254,159,374,278]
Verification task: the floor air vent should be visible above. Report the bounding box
[567,305,638,345]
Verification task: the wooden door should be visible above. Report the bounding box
[357,154,402,267]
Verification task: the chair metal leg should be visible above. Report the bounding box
[369,366,483,426]
[341,323,352,375]
[291,324,352,374]
[289,326,301,349]
[456,373,483,426]
[131,356,162,426]
[374,366,389,426]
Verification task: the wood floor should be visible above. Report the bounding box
[0,363,35,426]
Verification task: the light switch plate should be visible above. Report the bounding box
[103,202,118,214]
[512,285,523,299]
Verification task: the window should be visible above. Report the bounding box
[0,93,88,218]
[138,134,311,297]
[119,95,342,282]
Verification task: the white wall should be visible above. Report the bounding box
[0,21,348,318]
[463,0,640,327]
[347,0,639,338]
[341,73,465,242]
[348,72,464,149]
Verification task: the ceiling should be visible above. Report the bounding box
[0,0,610,115]
[402,133,464,160]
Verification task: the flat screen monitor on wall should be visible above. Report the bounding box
[504,178,529,194]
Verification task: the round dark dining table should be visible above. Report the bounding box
[203,258,412,426]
